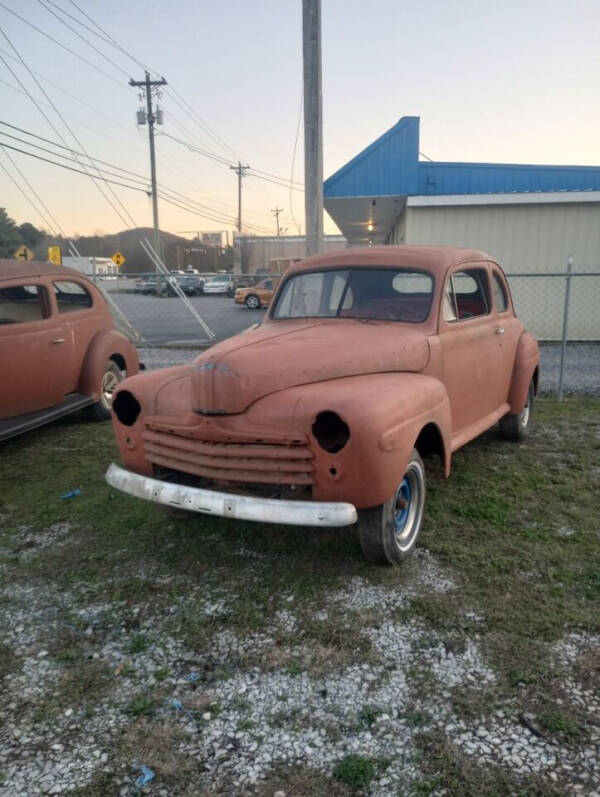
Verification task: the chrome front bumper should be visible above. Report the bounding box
[105,463,357,527]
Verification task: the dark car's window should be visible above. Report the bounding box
[0,284,49,324]
[54,281,92,313]
[492,271,508,312]
[273,268,434,323]
[443,269,490,322]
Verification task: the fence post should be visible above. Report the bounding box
[557,255,573,401]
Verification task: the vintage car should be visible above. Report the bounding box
[106,246,539,565]
[234,277,281,309]
[0,261,139,441]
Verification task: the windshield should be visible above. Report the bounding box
[272,267,434,323]
[209,275,229,282]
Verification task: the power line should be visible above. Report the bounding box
[0,2,126,86]
[0,150,59,235]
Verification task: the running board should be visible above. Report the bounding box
[0,394,95,443]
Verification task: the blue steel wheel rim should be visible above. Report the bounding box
[394,477,411,533]
[392,460,424,552]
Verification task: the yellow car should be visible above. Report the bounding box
[234,277,280,309]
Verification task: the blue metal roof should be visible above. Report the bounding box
[324,117,600,198]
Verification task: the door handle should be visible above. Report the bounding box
[495,327,505,335]
[51,338,65,344]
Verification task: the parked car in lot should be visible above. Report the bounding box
[177,275,205,296]
[202,274,234,296]
[106,246,539,565]
[0,261,139,442]
[235,277,281,309]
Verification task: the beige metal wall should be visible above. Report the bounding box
[401,202,600,339]
[235,236,348,274]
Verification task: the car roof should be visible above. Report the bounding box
[285,245,499,278]
[0,259,92,283]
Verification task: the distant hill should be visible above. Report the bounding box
[32,227,231,273]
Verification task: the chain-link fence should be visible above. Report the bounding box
[506,263,600,397]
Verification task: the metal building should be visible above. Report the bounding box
[323,117,600,339]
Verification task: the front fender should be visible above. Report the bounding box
[508,331,540,413]
[246,372,452,509]
[78,329,140,400]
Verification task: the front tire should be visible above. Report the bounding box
[83,361,123,422]
[357,449,426,565]
[245,294,260,309]
[499,381,534,441]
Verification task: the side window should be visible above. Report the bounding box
[264,280,273,290]
[0,284,49,324]
[54,281,92,313]
[443,269,490,322]
[492,271,508,312]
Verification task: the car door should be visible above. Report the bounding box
[438,264,501,435]
[0,280,70,418]
[488,267,522,403]
[51,279,100,393]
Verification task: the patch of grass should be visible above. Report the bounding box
[124,693,158,718]
[538,709,582,740]
[127,633,150,655]
[332,754,377,790]
[358,703,381,727]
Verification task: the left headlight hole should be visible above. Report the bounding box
[312,411,350,453]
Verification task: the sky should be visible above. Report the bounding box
[1,0,600,242]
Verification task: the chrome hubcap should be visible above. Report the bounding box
[248,296,259,308]
[101,371,119,408]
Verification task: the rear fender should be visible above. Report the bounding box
[78,330,140,401]
[508,331,540,413]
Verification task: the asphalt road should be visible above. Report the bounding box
[111,292,266,345]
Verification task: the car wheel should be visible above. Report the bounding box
[83,361,123,422]
[499,380,534,442]
[356,449,426,565]
[245,294,261,309]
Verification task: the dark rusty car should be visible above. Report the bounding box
[0,261,139,441]
[106,246,539,565]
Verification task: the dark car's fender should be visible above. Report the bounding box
[507,331,540,414]
[245,372,452,509]
[78,329,140,401]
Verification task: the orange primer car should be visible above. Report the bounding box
[0,261,139,441]
[234,277,281,309]
[106,246,539,565]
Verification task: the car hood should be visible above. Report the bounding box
[190,319,429,414]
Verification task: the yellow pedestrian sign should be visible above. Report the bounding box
[14,244,34,261]
[111,251,126,267]
[48,245,62,265]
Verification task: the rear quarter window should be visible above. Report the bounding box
[53,281,93,313]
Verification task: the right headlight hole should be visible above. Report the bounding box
[312,411,350,453]
[112,390,141,426]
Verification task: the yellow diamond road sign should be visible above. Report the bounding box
[111,251,126,266]
[48,245,62,265]
[14,244,34,261]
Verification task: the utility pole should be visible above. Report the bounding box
[271,207,283,236]
[229,161,250,233]
[129,71,167,264]
[302,0,323,257]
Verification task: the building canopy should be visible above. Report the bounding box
[324,116,600,244]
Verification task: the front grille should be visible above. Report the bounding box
[142,429,315,485]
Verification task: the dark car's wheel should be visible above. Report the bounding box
[499,380,534,442]
[83,361,123,422]
[245,294,261,309]
[356,449,426,565]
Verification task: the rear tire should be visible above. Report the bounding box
[499,381,534,441]
[356,449,426,565]
[83,361,123,422]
